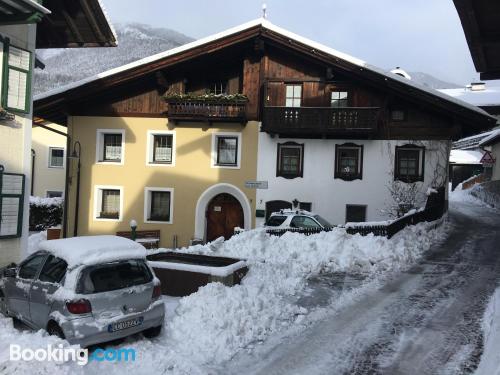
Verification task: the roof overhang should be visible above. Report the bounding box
[36,0,117,48]
[0,0,50,25]
[34,19,497,132]
[453,0,500,80]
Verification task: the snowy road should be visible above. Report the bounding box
[224,200,500,375]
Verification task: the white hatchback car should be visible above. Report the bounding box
[264,209,332,229]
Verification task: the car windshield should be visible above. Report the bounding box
[266,215,287,226]
[314,215,332,227]
[77,259,152,294]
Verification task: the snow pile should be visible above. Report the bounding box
[29,196,63,207]
[27,230,47,255]
[38,235,146,267]
[161,220,448,366]
[475,287,500,375]
[450,182,499,208]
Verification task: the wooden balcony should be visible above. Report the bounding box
[166,100,247,123]
[262,106,380,137]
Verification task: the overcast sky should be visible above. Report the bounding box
[101,0,485,86]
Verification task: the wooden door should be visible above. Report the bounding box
[206,193,244,242]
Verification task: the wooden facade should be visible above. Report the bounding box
[34,21,495,139]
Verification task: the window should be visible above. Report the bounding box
[144,188,173,223]
[146,131,175,166]
[77,260,152,294]
[299,202,312,212]
[331,91,348,108]
[94,186,123,221]
[395,145,425,183]
[38,255,67,284]
[48,147,64,168]
[212,133,241,169]
[96,129,125,164]
[345,205,367,223]
[335,143,363,180]
[285,85,302,107]
[265,215,287,227]
[46,191,63,198]
[18,254,46,280]
[290,216,321,229]
[209,81,227,95]
[277,142,304,179]
[391,109,407,121]
[2,42,32,113]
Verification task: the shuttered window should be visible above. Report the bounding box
[2,43,32,113]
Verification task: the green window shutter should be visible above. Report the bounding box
[1,39,32,114]
[0,169,25,239]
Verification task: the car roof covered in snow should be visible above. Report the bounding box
[38,235,146,267]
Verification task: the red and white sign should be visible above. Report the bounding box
[480,151,496,166]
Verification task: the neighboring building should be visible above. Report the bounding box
[479,130,500,181]
[31,123,67,198]
[0,0,116,266]
[34,19,495,247]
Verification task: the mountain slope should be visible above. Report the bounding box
[408,71,460,89]
[34,23,193,95]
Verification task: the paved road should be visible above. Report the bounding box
[225,200,500,375]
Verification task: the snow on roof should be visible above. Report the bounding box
[479,129,500,146]
[449,149,484,164]
[33,18,493,120]
[38,235,146,267]
[20,0,51,14]
[96,0,118,44]
[438,87,500,107]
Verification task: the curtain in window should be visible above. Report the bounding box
[339,149,358,174]
[398,150,419,177]
[217,137,237,165]
[281,147,300,173]
[153,135,172,162]
[50,149,64,167]
[104,134,122,161]
[101,190,120,217]
[150,191,170,221]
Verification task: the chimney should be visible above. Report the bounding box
[470,82,486,91]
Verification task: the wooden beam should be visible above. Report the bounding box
[78,0,106,44]
[59,0,85,46]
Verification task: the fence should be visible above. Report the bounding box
[266,187,446,239]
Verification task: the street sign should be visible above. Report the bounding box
[480,151,496,167]
[245,180,268,189]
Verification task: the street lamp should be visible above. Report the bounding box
[68,141,81,237]
[130,219,138,241]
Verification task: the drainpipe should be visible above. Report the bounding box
[30,149,35,196]
[62,135,71,238]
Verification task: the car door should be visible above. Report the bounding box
[5,253,47,323]
[29,255,67,329]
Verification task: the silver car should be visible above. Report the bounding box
[0,237,165,347]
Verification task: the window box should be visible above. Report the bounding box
[211,132,241,169]
[95,129,125,164]
[146,131,175,166]
[144,187,174,224]
[276,142,304,179]
[334,143,363,181]
[394,144,425,183]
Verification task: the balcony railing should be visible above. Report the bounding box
[262,106,380,136]
[166,100,247,123]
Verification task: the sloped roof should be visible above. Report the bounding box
[34,18,496,128]
[479,129,500,146]
[439,87,500,107]
[450,149,484,164]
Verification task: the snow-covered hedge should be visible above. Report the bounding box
[29,196,63,231]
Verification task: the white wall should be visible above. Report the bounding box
[256,133,450,226]
[0,24,37,266]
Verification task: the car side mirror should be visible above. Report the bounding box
[3,267,16,278]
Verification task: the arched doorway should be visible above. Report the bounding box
[195,183,252,242]
[206,193,244,242]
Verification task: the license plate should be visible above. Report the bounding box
[108,317,144,333]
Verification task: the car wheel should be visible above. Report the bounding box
[47,322,65,339]
[143,325,162,338]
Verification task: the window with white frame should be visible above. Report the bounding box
[285,85,302,107]
[96,129,125,164]
[146,131,175,166]
[46,191,63,198]
[94,186,122,221]
[144,188,173,223]
[2,42,32,113]
[48,147,64,168]
[212,133,241,168]
[331,91,348,108]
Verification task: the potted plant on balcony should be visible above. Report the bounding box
[163,91,249,103]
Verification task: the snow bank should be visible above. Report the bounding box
[160,219,448,366]
[38,235,146,267]
[27,231,47,255]
[475,287,500,375]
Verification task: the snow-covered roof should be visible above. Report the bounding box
[479,129,500,146]
[438,87,500,107]
[449,149,484,165]
[38,235,146,267]
[19,0,51,14]
[32,18,494,121]
[96,0,117,45]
